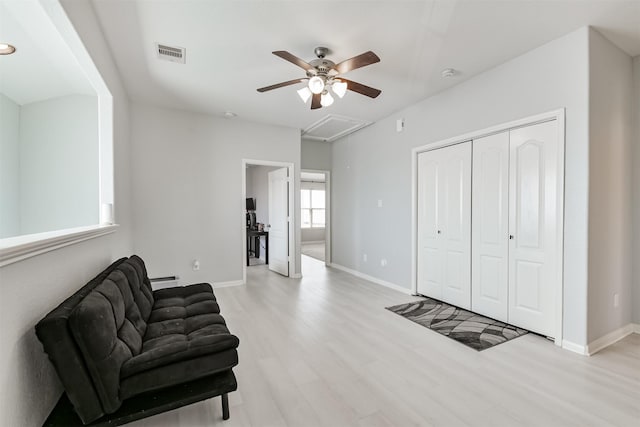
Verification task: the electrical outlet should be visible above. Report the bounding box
[193,260,200,271]
[614,293,619,308]
[381,258,387,267]
[363,254,368,262]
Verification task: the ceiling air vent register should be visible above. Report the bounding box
[156,43,186,64]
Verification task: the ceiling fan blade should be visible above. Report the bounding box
[340,78,382,98]
[257,78,307,92]
[272,51,314,71]
[334,51,380,74]
[311,93,322,109]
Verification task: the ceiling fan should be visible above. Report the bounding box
[257,47,381,110]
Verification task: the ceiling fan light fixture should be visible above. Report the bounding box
[0,43,16,55]
[331,80,347,98]
[308,76,325,94]
[297,87,312,103]
[320,91,334,107]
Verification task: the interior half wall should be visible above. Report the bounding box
[0,1,133,425]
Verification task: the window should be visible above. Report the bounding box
[301,188,325,228]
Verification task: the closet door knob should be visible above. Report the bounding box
[437,230,441,234]
[509,235,514,240]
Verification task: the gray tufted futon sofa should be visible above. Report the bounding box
[36,255,239,425]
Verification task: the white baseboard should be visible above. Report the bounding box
[213,280,244,289]
[328,263,412,295]
[290,273,302,279]
[302,240,325,244]
[633,323,640,333]
[562,339,587,355]
[587,323,637,355]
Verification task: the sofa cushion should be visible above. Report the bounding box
[68,260,154,413]
[120,284,236,379]
[35,257,127,424]
[120,348,238,400]
[122,255,154,321]
[69,282,133,412]
[149,283,220,323]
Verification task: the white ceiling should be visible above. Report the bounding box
[0,0,95,105]
[90,0,640,132]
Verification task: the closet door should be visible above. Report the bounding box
[417,149,444,299]
[417,142,471,308]
[508,121,558,337]
[471,132,509,322]
[440,142,472,309]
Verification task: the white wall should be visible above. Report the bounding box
[131,103,301,285]
[0,93,20,237]
[301,139,332,171]
[0,1,133,425]
[19,95,99,234]
[331,27,590,346]
[633,55,640,325]
[302,227,325,242]
[587,29,634,341]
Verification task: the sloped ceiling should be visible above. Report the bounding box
[0,1,94,105]
[90,0,640,132]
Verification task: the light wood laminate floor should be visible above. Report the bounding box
[131,256,640,427]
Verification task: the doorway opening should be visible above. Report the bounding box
[242,159,296,285]
[300,169,331,267]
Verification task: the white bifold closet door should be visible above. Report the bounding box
[471,132,510,322]
[417,141,471,309]
[471,121,559,337]
[508,121,559,337]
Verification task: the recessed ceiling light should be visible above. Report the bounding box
[223,111,237,119]
[0,43,16,55]
[441,68,457,78]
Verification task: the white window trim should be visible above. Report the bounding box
[0,225,118,267]
[0,0,116,267]
[301,188,326,228]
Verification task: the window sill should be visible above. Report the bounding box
[0,224,118,267]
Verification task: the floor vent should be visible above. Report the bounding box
[156,43,186,64]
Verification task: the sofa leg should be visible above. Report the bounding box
[221,393,230,420]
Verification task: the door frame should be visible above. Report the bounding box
[301,169,331,266]
[242,159,296,284]
[411,108,565,345]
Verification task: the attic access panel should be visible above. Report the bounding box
[302,114,372,142]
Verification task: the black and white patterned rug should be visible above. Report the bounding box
[386,297,528,351]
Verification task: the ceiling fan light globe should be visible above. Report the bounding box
[297,87,312,103]
[308,76,325,94]
[320,92,334,107]
[332,80,347,98]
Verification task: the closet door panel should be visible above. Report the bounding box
[417,150,443,299]
[441,142,472,309]
[471,132,509,322]
[508,121,558,337]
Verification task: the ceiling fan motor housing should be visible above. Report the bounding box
[314,46,329,58]
[305,47,336,78]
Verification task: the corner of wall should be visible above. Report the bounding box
[632,56,640,324]
[585,27,635,343]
